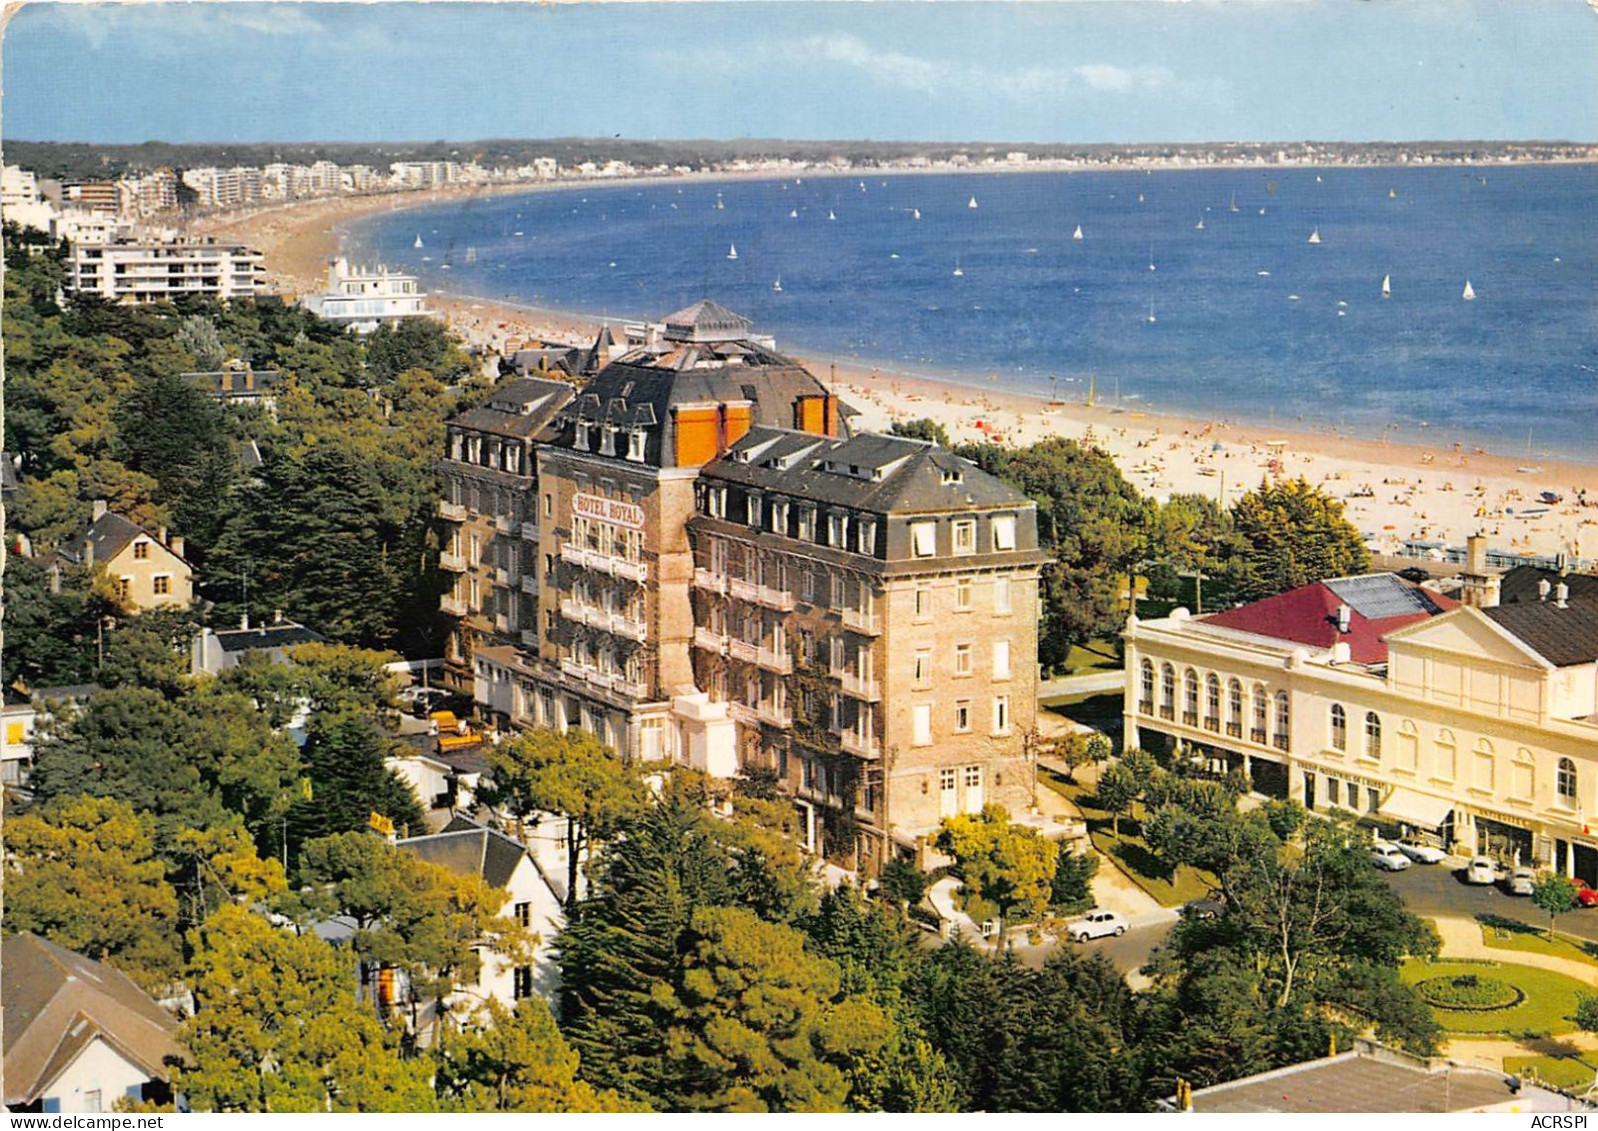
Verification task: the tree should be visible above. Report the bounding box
[656,905,890,1112]
[1230,477,1371,601]
[1532,874,1579,940]
[1095,762,1140,838]
[889,417,951,447]
[0,556,108,689]
[1050,851,1099,913]
[112,368,238,552]
[178,905,436,1112]
[3,796,182,990]
[433,999,635,1112]
[286,710,426,855]
[934,805,1058,925]
[482,729,645,907]
[877,857,928,909]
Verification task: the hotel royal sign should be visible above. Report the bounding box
[573,491,645,531]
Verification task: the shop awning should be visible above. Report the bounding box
[1378,788,1454,829]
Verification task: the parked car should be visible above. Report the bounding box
[1506,866,1538,896]
[1396,839,1448,865]
[1464,856,1504,885]
[1183,891,1227,920]
[1371,843,1412,872]
[1066,909,1129,942]
[1572,879,1598,908]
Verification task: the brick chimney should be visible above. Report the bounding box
[1458,533,1501,609]
[92,498,108,522]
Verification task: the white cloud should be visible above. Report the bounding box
[31,1,326,53]
[1073,63,1176,93]
[789,33,946,93]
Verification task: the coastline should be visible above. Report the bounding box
[197,180,1598,566]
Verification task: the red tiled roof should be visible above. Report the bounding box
[1201,580,1456,665]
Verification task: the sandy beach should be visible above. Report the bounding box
[197,187,1598,567]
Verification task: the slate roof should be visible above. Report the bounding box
[397,821,527,890]
[58,512,174,568]
[1498,564,1598,607]
[210,622,326,654]
[3,934,182,1107]
[1201,575,1457,665]
[450,376,574,440]
[703,426,1033,515]
[662,299,753,343]
[1483,600,1598,667]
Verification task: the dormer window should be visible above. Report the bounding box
[941,469,963,485]
[574,422,592,450]
[827,512,847,548]
[747,494,763,528]
[952,519,976,555]
[626,430,646,462]
[797,506,817,542]
[910,521,936,558]
[599,426,617,457]
[708,487,728,519]
[857,519,877,555]
[991,514,1017,552]
[771,499,790,535]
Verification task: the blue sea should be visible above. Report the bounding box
[347,165,1598,463]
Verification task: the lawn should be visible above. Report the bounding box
[1504,1055,1598,1093]
[1040,768,1217,907]
[1062,641,1121,676]
[1399,959,1592,1036]
[1478,915,1598,968]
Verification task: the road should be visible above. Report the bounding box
[1381,860,1598,945]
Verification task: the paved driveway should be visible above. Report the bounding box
[1382,860,1598,945]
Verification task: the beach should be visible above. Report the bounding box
[198,187,1598,567]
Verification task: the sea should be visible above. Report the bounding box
[346,165,1598,464]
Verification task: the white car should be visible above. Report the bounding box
[1464,856,1503,885]
[1396,840,1448,865]
[1370,843,1412,872]
[1507,866,1538,896]
[1066,909,1129,942]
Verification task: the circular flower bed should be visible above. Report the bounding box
[1416,973,1525,1012]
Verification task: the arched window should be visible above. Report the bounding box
[1140,659,1155,709]
[1228,678,1243,729]
[1558,757,1578,805]
[1183,669,1199,723]
[1161,664,1176,718]
[1364,712,1382,761]
[1205,674,1221,729]
[1513,749,1535,802]
[1273,691,1290,751]
[1436,729,1457,780]
[1474,738,1495,792]
[1252,685,1269,741]
[1330,704,1347,751]
[1397,720,1419,771]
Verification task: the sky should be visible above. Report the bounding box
[3,0,1595,145]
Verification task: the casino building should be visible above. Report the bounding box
[440,301,1046,866]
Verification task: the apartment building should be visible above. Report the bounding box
[688,426,1047,865]
[437,378,575,695]
[438,300,1047,869]
[1124,544,1598,880]
[67,238,265,304]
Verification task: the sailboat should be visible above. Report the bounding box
[1195,218,1205,230]
[1388,189,1397,200]
[1229,193,1239,213]
[828,210,836,221]
[789,209,798,219]
[968,195,978,210]
[1072,225,1084,241]
[1381,273,1392,299]
[1146,301,1156,324]
[1308,228,1321,245]
[1315,174,1324,184]
[1138,193,1145,203]
[1148,246,1156,271]
[715,193,725,210]
[772,277,783,293]
[464,246,477,264]
[1462,280,1476,301]
[912,208,921,220]
[727,244,738,261]
[952,258,964,277]
[414,235,424,249]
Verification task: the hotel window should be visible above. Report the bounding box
[747,494,763,527]
[954,701,972,733]
[1558,757,1579,806]
[771,499,789,533]
[1252,685,1268,736]
[993,575,1012,614]
[828,512,846,547]
[1140,660,1155,707]
[1205,674,1220,723]
[797,630,814,666]
[798,507,817,541]
[955,578,973,610]
[993,640,1011,679]
[1274,692,1290,740]
[993,695,1011,735]
[914,650,931,684]
[954,643,972,677]
[600,426,618,456]
[1512,752,1535,802]
[1162,664,1176,708]
[952,519,976,555]
[1184,669,1199,715]
[831,573,846,609]
[857,518,877,554]
[514,966,535,1001]
[133,540,150,560]
[1330,704,1347,751]
[1397,720,1419,770]
[991,514,1017,552]
[1363,712,1382,761]
[1474,740,1495,792]
[1228,678,1242,725]
[913,704,933,746]
[910,521,936,558]
[544,493,552,518]
[153,575,171,596]
[626,430,646,462]
[914,586,931,619]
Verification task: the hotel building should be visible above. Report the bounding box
[1124,542,1598,880]
[67,238,265,304]
[440,301,1045,867]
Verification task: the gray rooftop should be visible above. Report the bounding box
[662,299,753,343]
[1484,599,1598,667]
[450,376,574,440]
[397,821,527,890]
[1325,574,1448,620]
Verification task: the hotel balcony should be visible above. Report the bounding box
[839,731,882,760]
[728,576,760,604]
[438,551,467,572]
[612,676,649,701]
[693,627,728,656]
[559,657,612,693]
[758,702,793,728]
[1138,699,1154,715]
[495,515,515,535]
[561,598,648,643]
[1251,727,1268,745]
[494,614,510,634]
[520,522,540,542]
[756,647,793,675]
[693,567,728,596]
[758,585,797,612]
[1273,734,1291,753]
[609,613,648,644]
[839,671,881,701]
[559,543,648,583]
[521,575,538,595]
[839,608,881,635]
[729,638,759,664]
[521,629,541,649]
[729,702,759,728]
[440,596,468,617]
[1181,711,1199,727]
[494,568,513,587]
[438,501,468,522]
